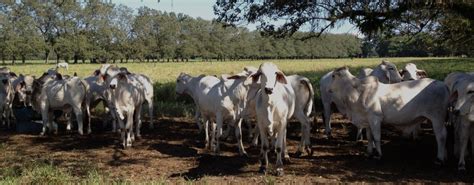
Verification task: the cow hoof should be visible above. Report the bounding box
[284,156,291,163]
[458,165,466,171]
[372,154,382,160]
[258,166,267,174]
[306,147,313,156]
[240,152,249,158]
[276,168,284,176]
[294,151,303,158]
[434,159,444,166]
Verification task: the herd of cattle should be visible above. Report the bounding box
[0,61,472,176]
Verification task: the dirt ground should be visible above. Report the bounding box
[0,115,473,183]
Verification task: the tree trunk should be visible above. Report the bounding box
[113,59,116,63]
[73,54,78,64]
[120,58,123,63]
[45,50,50,64]
[21,55,25,64]
[12,56,16,65]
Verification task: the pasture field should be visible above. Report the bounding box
[0,57,473,183]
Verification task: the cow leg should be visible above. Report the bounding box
[203,118,210,149]
[118,115,126,149]
[322,101,332,139]
[470,127,474,163]
[356,128,364,141]
[252,124,260,147]
[5,106,11,128]
[127,111,134,147]
[134,105,143,139]
[212,113,223,154]
[365,127,374,156]
[258,124,269,174]
[283,129,290,161]
[194,106,202,132]
[147,99,154,129]
[368,119,382,159]
[458,120,469,170]
[431,118,447,163]
[275,121,286,176]
[245,118,253,139]
[73,106,84,135]
[234,118,247,157]
[40,106,50,136]
[294,111,312,156]
[85,102,91,134]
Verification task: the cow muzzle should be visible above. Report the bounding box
[110,84,116,89]
[264,87,273,94]
[453,109,460,116]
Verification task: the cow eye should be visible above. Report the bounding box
[176,79,180,83]
[468,90,474,94]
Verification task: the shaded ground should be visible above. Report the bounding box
[0,115,473,183]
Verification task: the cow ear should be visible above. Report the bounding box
[1,79,8,85]
[118,73,127,80]
[73,72,77,77]
[9,72,17,77]
[251,71,261,83]
[56,73,63,80]
[276,71,287,84]
[449,91,458,104]
[93,69,100,76]
[416,70,427,78]
[15,82,23,91]
[227,75,241,80]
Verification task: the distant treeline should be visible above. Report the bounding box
[0,1,361,64]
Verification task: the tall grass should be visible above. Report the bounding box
[4,57,473,117]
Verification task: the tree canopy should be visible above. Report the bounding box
[0,1,362,64]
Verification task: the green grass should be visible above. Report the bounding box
[4,57,474,116]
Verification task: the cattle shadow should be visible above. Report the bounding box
[170,154,257,180]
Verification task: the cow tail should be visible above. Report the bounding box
[300,78,314,117]
[79,79,91,126]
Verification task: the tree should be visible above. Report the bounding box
[215,1,473,41]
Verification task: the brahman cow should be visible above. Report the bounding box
[445,72,474,170]
[31,73,90,135]
[351,75,449,162]
[321,60,402,138]
[251,62,295,176]
[108,72,145,148]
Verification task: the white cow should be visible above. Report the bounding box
[83,69,115,131]
[400,63,427,81]
[56,62,69,71]
[445,72,474,170]
[351,75,449,162]
[108,72,145,148]
[321,60,402,138]
[0,74,15,128]
[252,62,295,176]
[357,68,373,79]
[31,73,90,135]
[175,73,220,149]
[245,70,314,156]
[99,64,154,130]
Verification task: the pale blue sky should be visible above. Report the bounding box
[113,0,359,35]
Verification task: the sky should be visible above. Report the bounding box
[113,0,360,35]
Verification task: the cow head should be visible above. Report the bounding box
[451,78,474,121]
[251,62,287,95]
[175,72,193,96]
[373,60,402,83]
[329,66,356,94]
[400,63,428,81]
